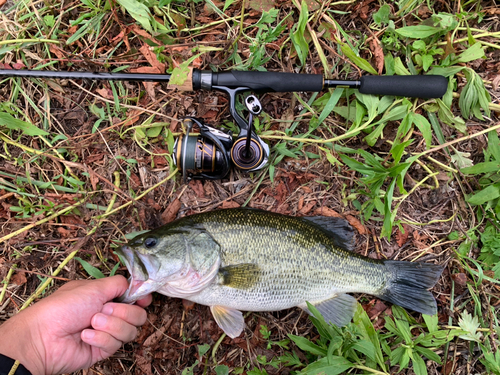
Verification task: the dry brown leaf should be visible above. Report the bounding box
[95,87,114,100]
[182,299,196,312]
[297,196,304,211]
[130,25,162,46]
[299,200,316,215]
[313,207,343,218]
[161,198,181,225]
[143,325,167,347]
[12,271,27,286]
[396,223,410,247]
[346,215,366,234]
[189,180,205,198]
[369,38,384,75]
[451,273,467,287]
[57,227,73,238]
[139,44,165,74]
[222,200,240,209]
[135,355,153,375]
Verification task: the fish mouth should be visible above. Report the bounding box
[115,245,160,303]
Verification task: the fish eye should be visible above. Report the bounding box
[144,237,158,248]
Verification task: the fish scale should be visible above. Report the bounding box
[117,208,443,338]
[180,210,388,311]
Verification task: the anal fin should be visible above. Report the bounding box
[299,294,357,327]
[210,305,245,339]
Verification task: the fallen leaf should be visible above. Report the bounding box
[346,215,366,234]
[369,38,384,75]
[130,25,162,46]
[297,196,304,211]
[189,180,205,198]
[135,355,153,375]
[451,273,467,287]
[161,198,181,225]
[182,299,196,312]
[247,0,275,12]
[139,44,165,74]
[57,227,73,238]
[12,271,27,286]
[61,215,85,225]
[222,200,240,209]
[95,87,114,100]
[143,325,167,347]
[299,200,316,215]
[313,207,343,218]
[396,223,410,247]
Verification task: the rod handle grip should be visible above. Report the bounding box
[359,75,448,98]
[213,71,324,92]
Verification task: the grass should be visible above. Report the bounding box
[1,0,500,373]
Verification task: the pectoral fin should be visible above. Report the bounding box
[210,305,245,339]
[219,263,261,289]
[299,294,357,327]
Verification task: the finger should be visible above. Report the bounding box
[101,303,147,326]
[136,294,153,308]
[89,275,130,303]
[91,313,139,343]
[81,329,122,357]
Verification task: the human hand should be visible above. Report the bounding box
[0,275,152,375]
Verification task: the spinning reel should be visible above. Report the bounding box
[173,92,270,181]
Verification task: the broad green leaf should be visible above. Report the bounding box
[461,162,500,175]
[381,179,396,238]
[353,304,386,371]
[437,99,466,133]
[373,4,390,25]
[456,42,486,63]
[74,257,105,279]
[486,130,500,161]
[451,148,473,169]
[422,314,438,333]
[170,53,203,85]
[394,57,411,75]
[466,184,500,205]
[116,0,153,32]
[288,335,327,356]
[0,112,49,136]
[300,356,353,375]
[214,365,229,375]
[415,346,441,363]
[318,88,344,124]
[395,25,443,38]
[413,113,432,149]
[341,43,378,75]
[222,0,236,11]
[291,0,309,66]
[352,340,377,363]
[198,343,210,357]
[411,353,428,375]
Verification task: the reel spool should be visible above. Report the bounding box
[173,118,232,181]
[173,95,269,181]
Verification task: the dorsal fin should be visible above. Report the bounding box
[301,216,355,251]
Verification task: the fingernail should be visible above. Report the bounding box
[102,304,114,315]
[94,314,108,328]
[82,330,95,340]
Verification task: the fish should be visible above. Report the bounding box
[116,208,443,338]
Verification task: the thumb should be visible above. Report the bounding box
[92,275,130,302]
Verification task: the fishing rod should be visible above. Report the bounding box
[0,68,448,180]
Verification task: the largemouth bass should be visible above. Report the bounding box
[117,209,443,338]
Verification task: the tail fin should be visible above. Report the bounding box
[379,261,444,315]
